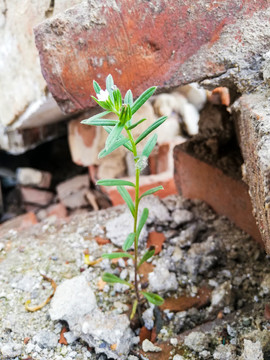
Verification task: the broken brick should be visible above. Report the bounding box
[20,187,54,206]
[173,147,263,247]
[147,232,166,255]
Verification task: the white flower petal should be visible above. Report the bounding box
[97,89,109,102]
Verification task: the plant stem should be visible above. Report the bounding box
[133,167,142,320]
[126,128,142,320]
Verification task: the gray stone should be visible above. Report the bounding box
[148,261,178,294]
[182,236,223,278]
[142,339,162,353]
[63,331,79,345]
[184,331,209,353]
[241,339,263,360]
[49,275,97,327]
[171,208,194,227]
[208,281,233,314]
[213,344,237,360]
[171,223,199,248]
[11,274,39,292]
[33,330,58,349]
[260,273,270,294]
[1,343,22,358]
[79,309,137,360]
[105,210,147,248]
[142,307,154,330]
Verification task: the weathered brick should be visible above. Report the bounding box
[20,187,54,206]
[173,146,262,247]
[233,92,270,252]
[34,0,269,114]
[56,174,90,209]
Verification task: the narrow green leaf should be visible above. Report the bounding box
[135,116,167,145]
[93,80,101,94]
[117,186,135,216]
[126,118,146,130]
[141,291,164,306]
[105,122,125,150]
[102,272,132,287]
[142,133,158,158]
[136,208,149,243]
[139,186,164,201]
[138,247,155,267]
[122,233,136,251]
[102,252,134,259]
[97,179,135,187]
[124,89,133,106]
[98,137,129,158]
[113,89,122,112]
[104,126,133,152]
[131,86,157,115]
[106,74,114,98]
[81,111,111,125]
[81,119,118,126]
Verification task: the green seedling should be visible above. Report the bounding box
[81,74,167,318]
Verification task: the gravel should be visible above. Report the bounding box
[0,194,270,359]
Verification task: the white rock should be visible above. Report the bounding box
[49,275,97,327]
[63,331,79,345]
[156,115,180,144]
[79,309,137,359]
[242,339,263,360]
[33,331,58,349]
[142,307,154,330]
[182,102,200,135]
[178,83,207,111]
[184,331,209,352]
[1,343,22,358]
[148,262,178,294]
[170,338,178,346]
[171,208,194,226]
[142,339,162,353]
[173,355,184,360]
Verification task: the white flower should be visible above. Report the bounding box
[97,89,109,102]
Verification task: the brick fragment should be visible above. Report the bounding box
[20,187,54,206]
[34,0,269,114]
[17,167,52,188]
[173,147,262,246]
[56,174,90,209]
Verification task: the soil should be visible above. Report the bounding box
[0,194,269,360]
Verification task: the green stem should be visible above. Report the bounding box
[125,127,142,320]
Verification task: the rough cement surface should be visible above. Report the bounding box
[1,195,270,359]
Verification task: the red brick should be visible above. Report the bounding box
[68,117,98,166]
[103,172,177,207]
[147,231,166,255]
[173,147,263,247]
[0,212,38,238]
[20,187,54,206]
[34,0,268,114]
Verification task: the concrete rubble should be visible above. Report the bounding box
[50,275,137,359]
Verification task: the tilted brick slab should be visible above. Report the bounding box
[233,92,270,252]
[173,147,263,247]
[34,0,269,114]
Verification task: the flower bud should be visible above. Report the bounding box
[119,104,132,124]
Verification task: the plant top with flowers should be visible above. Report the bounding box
[81,74,167,318]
